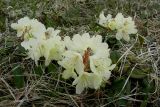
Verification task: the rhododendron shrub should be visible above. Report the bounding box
[11,11,137,94]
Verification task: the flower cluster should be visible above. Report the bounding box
[99,12,137,41]
[12,12,137,94]
[58,33,115,94]
[11,17,65,66]
[11,17,115,94]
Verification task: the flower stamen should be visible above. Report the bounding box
[83,47,92,72]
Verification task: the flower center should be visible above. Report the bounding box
[23,26,33,40]
[82,47,93,72]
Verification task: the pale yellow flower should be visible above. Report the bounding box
[21,38,45,65]
[115,13,137,41]
[98,12,137,41]
[98,11,112,27]
[43,28,65,66]
[58,51,84,79]
[60,33,115,94]
[17,21,65,66]
[11,17,46,40]
[72,72,102,94]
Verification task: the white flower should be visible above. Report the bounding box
[90,55,116,81]
[60,33,115,94]
[115,13,137,41]
[21,38,45,65]
[28,19,46,39]
[44,27,60,40]
[64,33,108,56]
[43,38,65,66]
[114,13,125,29]
[98,12,137,41]
[11,17,31,37]
[11,17,46,40]
[72,72,102,94]
[107,19,117,30]
[98,11,112,27]
[17,21,65,66]
[58,51,84,79]
[43,28,65,66]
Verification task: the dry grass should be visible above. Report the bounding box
[0,0,160,107]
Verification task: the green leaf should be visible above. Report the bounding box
[130,68,148,79]
[33,65,44,76]
[128,54,139,63]
[130,64,152,79]
[48,63,57,73]
[110,78,131,106]
[138,35,144,46]
[111,77,126,96]
[110,51,121,64]
[140,78,156,93]
[12,65,24,88]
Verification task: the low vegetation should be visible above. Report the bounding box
[0,0,159,107]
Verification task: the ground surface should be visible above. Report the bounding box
[0,0,160,107]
